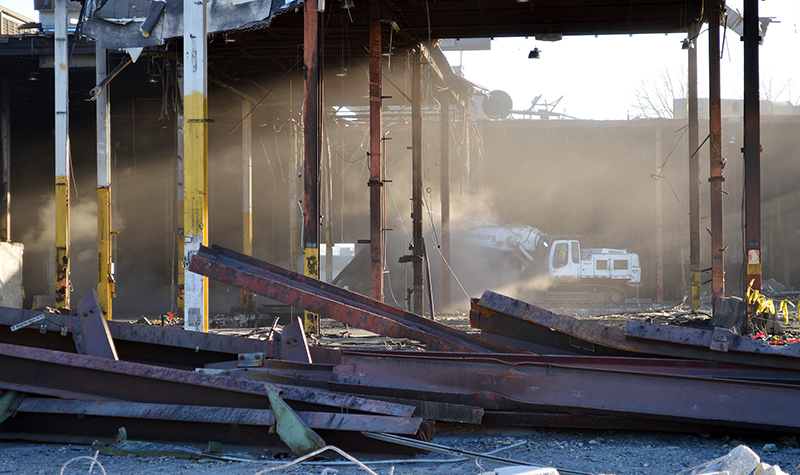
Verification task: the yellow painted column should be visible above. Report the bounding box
[96,187,113,317]
[183,0,208,332]
[240,99,254,311]
[54,0,70,309]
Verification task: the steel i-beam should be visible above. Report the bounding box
[743,0,761,293]
[368,0,384,302]
[303,0,321,333]
[707,0,725,306]
[54,0,70,308]
[183,0,209,332]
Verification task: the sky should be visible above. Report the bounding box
[1,0,797,120]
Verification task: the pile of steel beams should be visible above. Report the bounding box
[1,244,799,459]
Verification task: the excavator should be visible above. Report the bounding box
[464,221,641,306]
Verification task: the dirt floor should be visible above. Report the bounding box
[2,299,799,474]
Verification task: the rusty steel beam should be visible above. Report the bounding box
[471,290,800,369]
[688,21,701,310]
[743,0,761,293]
[188,245,516,353]
[0,342,417,418]
[439,93,451,310]
[330,351,800,433]
[411,48,424,315]
[302,0,321,333]
[12,398,421,435]
[0,305,276,369]
[707,0,725,306]
[70,292,117,359]
[368,0,384,302]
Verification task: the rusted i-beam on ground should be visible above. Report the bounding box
[189,244,515,353]
[470,290,800,369]
[0,342,416,418]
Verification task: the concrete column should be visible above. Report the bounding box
[54,0,70,308]
[183,0,209,332]
[96,47,113,319]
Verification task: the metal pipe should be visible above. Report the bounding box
[240,99,254,311]
[655,123,663,303]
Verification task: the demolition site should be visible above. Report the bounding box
[0,0,799,474]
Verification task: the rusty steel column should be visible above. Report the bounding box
[54,0,71,308]
[411,49,423,315]
[303,0,321,332]
[655,123,664,303]
[368,0,384,302]
[707,0,725,306]
[743,0,761,293]
[0,75,8,241]
[439,94,450,310]
[688,22,701,310]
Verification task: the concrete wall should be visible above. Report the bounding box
[0,242,23,308]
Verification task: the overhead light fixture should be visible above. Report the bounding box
[27,71,41,81]
[682,38,694,50]
[341,0,354,9]
[224,32,236,43]
[335,68,348,77]
[528,47,540,59]
[148,72,160,83]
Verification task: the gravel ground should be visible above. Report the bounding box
[1,427,798,475]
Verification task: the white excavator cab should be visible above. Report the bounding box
[548,240,581,279]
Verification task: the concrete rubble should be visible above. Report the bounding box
[681,445,790,475]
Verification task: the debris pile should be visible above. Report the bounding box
[0,244,798,473]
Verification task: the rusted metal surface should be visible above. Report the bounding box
[188,245,516,353]
[71,292,117,359]
[743,0,762,292]
[0,305,276,369]
[330,351,800,433]
[13,398,420,434]
[368,0,384,302]
[0,342,415,417]
[472,290,800,369]
[708,0,725,306]
[280,318,312,363]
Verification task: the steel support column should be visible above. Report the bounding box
[183,0,209,332]
[54,0,70,308]
[0,75,8,241]
[240,99,254,311]
[688,22,701,310]
[707,0,724,306]
[743,0,761,293]
[96,48,113,319]
[411,50,423,315]
[655,123,663,303]
[303,0,321,333]
[368,0,384,302]
[439,94,450,310]
[176,63,185,316]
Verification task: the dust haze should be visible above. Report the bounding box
[9,53,800,316]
